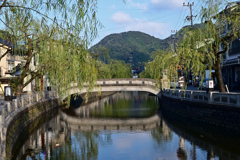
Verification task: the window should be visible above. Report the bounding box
[230,38,240,49]
[220,43,225,51]
[8,62,14,71]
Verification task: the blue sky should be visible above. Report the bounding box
[91,0,204,46]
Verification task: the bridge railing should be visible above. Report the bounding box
[0,91,57,144]
[96,78,157,86]
[163,89,240,107]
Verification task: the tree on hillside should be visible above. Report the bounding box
[0,0,102,97]
[91,46,111,63]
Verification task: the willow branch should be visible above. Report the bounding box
[0,0,7,11]
[23,69,42,88]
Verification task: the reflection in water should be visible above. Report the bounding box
[69,91,159,118]
[12,91,240,160]
[177,136,187,160]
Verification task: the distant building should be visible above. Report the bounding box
[218,2,240,90]
[221,38,240,89]
[0,36,42,95]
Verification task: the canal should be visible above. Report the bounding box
[12,91,240,160]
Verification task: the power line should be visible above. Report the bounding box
[192,0,204,15]
[174,0,193,31]
[99,11,181,33]
[175,7,188,31]
[174,6,184,30]
[97,6,182,11]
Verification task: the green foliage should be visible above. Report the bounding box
[0,0,103,97]
[139,48,179,87]
[92,46,111,63]
[138,70,151,78]
[97,60,132,79]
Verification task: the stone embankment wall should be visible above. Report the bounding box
[161,89,240,136]
[0,91,61,160]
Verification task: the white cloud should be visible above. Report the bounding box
[111,12,132,24]
[110,9,172,39]
[125,20,170,39]
[150,0,184,8]
[127,0,148,10]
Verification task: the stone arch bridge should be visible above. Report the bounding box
[63,78,161,100]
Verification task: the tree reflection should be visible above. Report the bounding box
[177,136,187,160]
[151,120,173,146]
[90,92,158,118]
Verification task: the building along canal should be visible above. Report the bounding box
[10,91,240,160]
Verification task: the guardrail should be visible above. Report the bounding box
[163,89,240,107]
[0,91,58,146]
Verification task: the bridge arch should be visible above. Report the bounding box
[63,78,161,100]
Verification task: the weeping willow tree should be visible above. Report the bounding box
[142,48,180,89]
[0,0,102,97]
[144,0,240,92]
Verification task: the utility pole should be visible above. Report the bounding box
[183,2,197,28]
[171,30,177,52]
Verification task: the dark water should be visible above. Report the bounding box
[13,91,240,160]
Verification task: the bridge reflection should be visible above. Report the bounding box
[70,91,156,118]
[61,112,162,131]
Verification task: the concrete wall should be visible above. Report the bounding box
[161,94,240,136]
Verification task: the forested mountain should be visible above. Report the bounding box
[89,23,204,67]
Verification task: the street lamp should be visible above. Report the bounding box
[4,86,13,101]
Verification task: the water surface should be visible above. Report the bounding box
[13,91,240,160]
